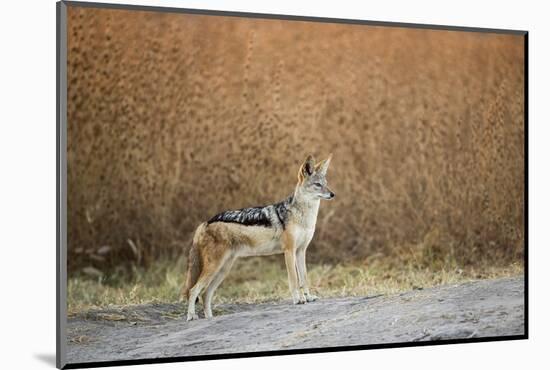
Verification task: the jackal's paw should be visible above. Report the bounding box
[305,294,318,302]
[186,313,199,321]
[293,295,307,305]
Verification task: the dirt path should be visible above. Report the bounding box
[66,277,524,364]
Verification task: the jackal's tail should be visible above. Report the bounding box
[182,223,206,301]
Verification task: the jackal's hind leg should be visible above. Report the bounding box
[202,255,236,319]
[187,256,225,321]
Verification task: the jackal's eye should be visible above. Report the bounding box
[313,182,322,188]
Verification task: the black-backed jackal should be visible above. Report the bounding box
[183,155,334,320]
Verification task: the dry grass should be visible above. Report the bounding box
[67,252,523,314]
[66,7,524,276]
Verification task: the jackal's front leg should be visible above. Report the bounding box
[284,249,305,304]
[296,248,317,302]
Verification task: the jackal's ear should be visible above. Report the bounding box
[315,153,333,176]
[299,155,316,181]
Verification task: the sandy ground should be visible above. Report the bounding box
[66,277,524,365]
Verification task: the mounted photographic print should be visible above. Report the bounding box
[56,1,527,368]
